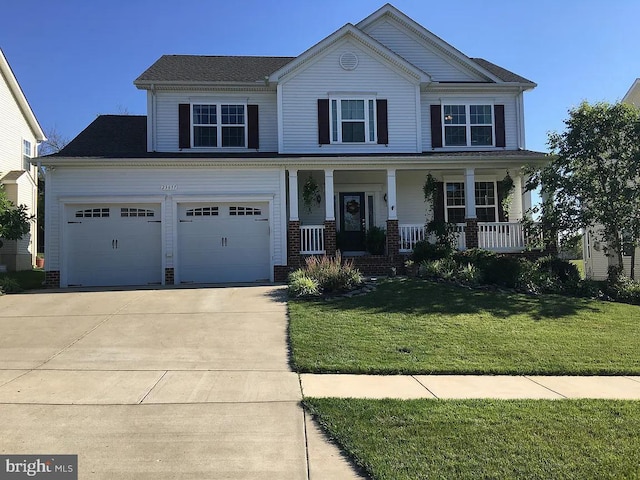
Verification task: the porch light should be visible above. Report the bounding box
[383,193,388,204]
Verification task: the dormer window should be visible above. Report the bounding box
[192,104,246,148]
[330,97,376,143]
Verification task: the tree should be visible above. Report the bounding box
[0,184,32,240]
[526,101,640,281]
[38,126,69,156]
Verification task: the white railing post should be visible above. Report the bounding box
[300,225,325,254]
[478,222,526,252]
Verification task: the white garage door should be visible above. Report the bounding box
[65,204,162,287]
[177,202,270,283]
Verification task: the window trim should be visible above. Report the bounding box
[190,103,248,149]
[441,103,495,148]
[329,96,377,144]
[23,139,32,172]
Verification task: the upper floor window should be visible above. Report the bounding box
[443,104,494,147]
[192,104,246,148]
[330,98,376,143]
[23,139,32,171]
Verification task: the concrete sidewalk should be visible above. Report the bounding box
[300,374,640,399]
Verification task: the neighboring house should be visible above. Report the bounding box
[41,4,546,288]
[0,48,46,271]
[583,78,640,280]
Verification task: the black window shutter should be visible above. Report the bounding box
[430,105,443,148]
[434,182,445,222]
[497,183,508,222]
[318,99,330,145]
[495,104,506,147]
[376,99,388,144]
[247,104,259,149]
[179,103,191,149]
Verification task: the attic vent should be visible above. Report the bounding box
[339,52,359,71]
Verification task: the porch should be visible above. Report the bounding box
[287,166,534,265]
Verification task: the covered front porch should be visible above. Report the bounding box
[286,166,536,270]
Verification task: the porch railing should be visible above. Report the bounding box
[399,224,426,253]
[478,222,525,252]
[453,223,466,250]
[300,225,325,254]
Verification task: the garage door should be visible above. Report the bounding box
[177,202,270,283]
[65,204,162,287]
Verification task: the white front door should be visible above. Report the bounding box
[177,202,270,283]
[65,204,162,287]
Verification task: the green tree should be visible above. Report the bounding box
[0,184,32,241]
[527,101,640,281]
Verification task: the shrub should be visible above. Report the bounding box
[453,248,497,271]
[0,277,23,294]
[288,270,320,297]
[411,240,451,263]
[536,256,581,284]
[457,263,480,285]
[365,226,386,255]
[300,251,363,294]
[606,277,640,305]
[481,255,524,288]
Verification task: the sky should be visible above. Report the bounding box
[1,0,639,153]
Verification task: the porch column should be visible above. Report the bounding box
[288,169,299,221]
[324,169,336,255]
[287,169,301,268]
[512,175,524,221]
[464,168,479,249]
[386,168,397,220]
[386,168,399,257]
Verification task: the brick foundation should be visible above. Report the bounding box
[324,220,337,256]
[274,265,290,282]
[465,218,479,249]
[386,219,399,258]
[44,270,60,288]
[287,220,302,269]
[164,268,175,285]
[349,254,405,276]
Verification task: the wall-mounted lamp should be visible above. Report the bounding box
[383,193,388,203]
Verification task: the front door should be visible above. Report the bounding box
[339,192,366,251]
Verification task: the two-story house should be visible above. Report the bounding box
[0,48,46,271]
[42,4,546,288]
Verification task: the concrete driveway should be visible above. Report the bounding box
[0,286,361,479]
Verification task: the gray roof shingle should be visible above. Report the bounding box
[471,58,535,85]
[135,55,295,84]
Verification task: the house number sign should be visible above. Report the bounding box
[160,184,178,191]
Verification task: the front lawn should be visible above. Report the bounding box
[0,268,45,292]
[304,397,640,480]
[289,278,640,375]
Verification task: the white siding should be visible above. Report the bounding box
[153,91,278,153]
[585,228,640,280]
[397,170,429,224]
[363,19,482,82]
[280,39,419,154]
[45,167,285,273]
[421,92,520,151]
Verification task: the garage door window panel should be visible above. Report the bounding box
[76,208,110,218]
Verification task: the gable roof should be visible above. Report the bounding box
[623,78,640,106]
[135,55,294,86]
[268,23,431,83]
[0,48,46,141]
[470,58,535,85]
[52,115,146,157]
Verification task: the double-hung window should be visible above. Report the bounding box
[23,139,32,171]
[443,104,494,147]
[192,104,246,148]
[445,181,498,222]
[330,98,376,143]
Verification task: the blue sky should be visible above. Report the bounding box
[1,0,638,152]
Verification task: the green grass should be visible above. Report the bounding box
[0,269,45,291]
[304,397,640,480]
[289,278,640,375]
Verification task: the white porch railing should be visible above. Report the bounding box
[399,224,426,252]
[300,225,325,254]
[453,223,466,250]
[478,222,525,252]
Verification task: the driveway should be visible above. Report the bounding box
[0,286,361,479]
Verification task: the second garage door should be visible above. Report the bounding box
[177,202,270,283]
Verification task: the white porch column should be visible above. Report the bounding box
[288,169,299,221]
[324,169,335,221]
[387,168,397,220]
[464,168,476,219]
[512,175,524,221]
